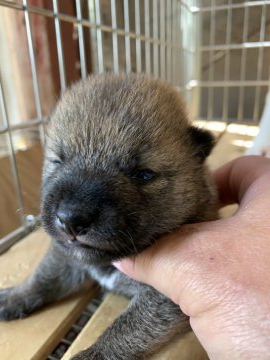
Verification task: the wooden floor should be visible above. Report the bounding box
[0,142,43,238]
[0,130,253,359]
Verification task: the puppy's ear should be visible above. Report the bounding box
[188,126,216,161]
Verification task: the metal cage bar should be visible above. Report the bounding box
[135,0,142,74]
[144,0,151,75]
[76,0,87,80]
[0,0,269,248]
[237,4,249,122]
[207,0,216,121]
[124,0,131,73]
[0,0,184,48]
[166,0,172,83]
[160,1,166,81]
[221,0,232,123]
[23,0,45,143]
[253,3,267,123]
[95,0,104,73]
[197,1,270,12]
[52,0,67,92]
[153,0,159,78]
[0,79,25,225]
[111,0,119,74]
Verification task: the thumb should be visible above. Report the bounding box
[113,223,207,306]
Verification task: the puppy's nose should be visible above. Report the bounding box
[56,210,90,236]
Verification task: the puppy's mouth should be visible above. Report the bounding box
[53,226,149,265]
[43,209,152,262]
[64,236,114,253]
[55,231,115,254]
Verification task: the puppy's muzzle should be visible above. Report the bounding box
[54,177,109,239]
[56,203,95,237]
[52,175,121,245]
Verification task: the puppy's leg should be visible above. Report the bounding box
[0,245,89,320]
[73,287,190,360]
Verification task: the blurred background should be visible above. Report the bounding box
[0,0,269,246]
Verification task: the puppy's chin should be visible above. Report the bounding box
[55,239,117,265]
[53,232,142,266]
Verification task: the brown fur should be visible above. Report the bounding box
[0,74,218,359]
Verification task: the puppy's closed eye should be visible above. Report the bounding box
[47,157,63,165]
[126,168,158,183]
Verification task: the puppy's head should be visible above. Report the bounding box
[42,74,217,265]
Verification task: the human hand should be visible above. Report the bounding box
[114,156,270,359]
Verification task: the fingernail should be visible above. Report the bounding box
[112,261,123,271]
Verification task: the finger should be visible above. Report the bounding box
[114,240,179,303]
[214,155,270,206]
[113,224,208,306]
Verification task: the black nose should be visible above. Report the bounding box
[56,209,91,236]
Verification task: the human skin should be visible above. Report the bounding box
[114,156,270,360]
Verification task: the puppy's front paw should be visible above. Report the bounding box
[0,287,42,321]
[0,287,25,320]
[72,347,106,360]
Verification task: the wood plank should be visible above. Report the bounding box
[208,131,251,170]
[62,294,128,359]
[150,332,208,360]
[0,229,49,288]
[62,293,208,360]
[0,229,98,360]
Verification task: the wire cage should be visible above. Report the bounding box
[0,0,269,251]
